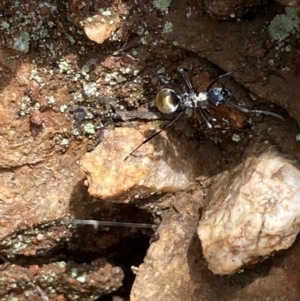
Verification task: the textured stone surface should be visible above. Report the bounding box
[198,146,300,275]
[80,126,197,202]
[0,258,124,300]
[1,0,300,299]
[130,192,203,301]
[130,193,300,301]
[203,0,268,20]
[83,15,122,44]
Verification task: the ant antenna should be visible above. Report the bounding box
[124,111,185,160]
[205,64,284,121]
[228,101,284,121]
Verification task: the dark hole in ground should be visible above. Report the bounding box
[66,227,151,301]
[69,199,155,300]
[96,233,150,301]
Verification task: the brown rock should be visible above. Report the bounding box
[130,192,203,301]
[0,259,124,299]
[80,126,196,202]
[83,15,122,44]
[203,0,268,20]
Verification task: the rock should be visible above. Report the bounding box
[83,14,122,44]
[203,0,268,20]
[80,126,198,202]
[130,192,202,301]
[198,145,300,275]
[130,189,300,301]
[274,0,300,7]
[68,1,129,44]
[0,258,124,300]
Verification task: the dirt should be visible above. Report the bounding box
[0,0,300,300]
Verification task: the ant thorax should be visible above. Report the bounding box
[184,91,209,109]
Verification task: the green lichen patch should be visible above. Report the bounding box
[163,21,173,34]
[13,31,30,53]
[153,0,172,12]
[268,7,299,41]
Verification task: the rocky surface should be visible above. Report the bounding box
[0,258,123,301]
[80,126,200,202]
[0,0,300,300]
[69,1,129,44]
[130,191,203,301]
[130,187,300,301]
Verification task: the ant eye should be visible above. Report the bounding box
[155,88,180,114]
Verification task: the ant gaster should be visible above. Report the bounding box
[123,53,284,160]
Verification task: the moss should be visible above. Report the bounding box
[268,7,299,41]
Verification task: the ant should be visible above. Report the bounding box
[122,53,284,160]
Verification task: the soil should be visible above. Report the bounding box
[0,0,300,300]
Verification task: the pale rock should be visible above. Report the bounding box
[80,126,196,202]
[83,15,121,44]
[198,146,300,275]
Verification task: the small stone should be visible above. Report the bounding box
[30,109,45,126]
[83,15,121,44]
[36,233,44,241]
[76,275,85,283]
[29,264,39,276]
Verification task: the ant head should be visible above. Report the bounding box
[155,88,181,114]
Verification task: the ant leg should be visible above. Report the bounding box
[125,110,185,160]
[203,108,217,122]
[206,64,247,92]
[178,68,194,92]
[199,108,216,128]
[228,101,284,121]
[122,52,185,92]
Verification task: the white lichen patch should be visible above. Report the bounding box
[83,123,95,135]
[198,147,300,275]
[83,82,98,97]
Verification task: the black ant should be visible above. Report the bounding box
[122,53,284,160]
